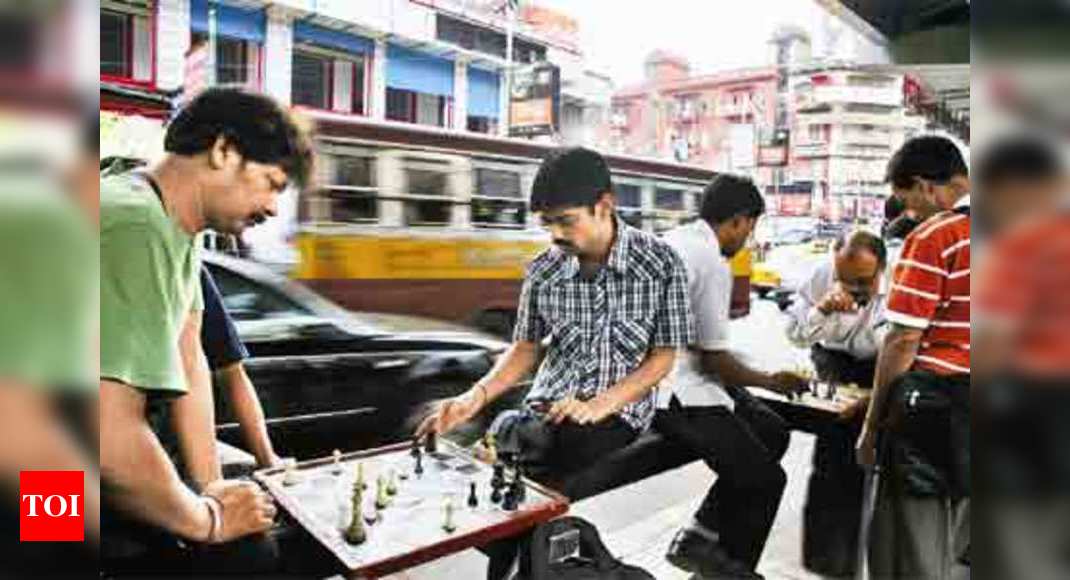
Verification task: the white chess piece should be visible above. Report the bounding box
[282,458,300,486]
[442,499,457,533]
[332,449,343,475]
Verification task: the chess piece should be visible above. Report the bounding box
[411,437,421,458]
[425,431,438,454]
[375,476,389,509]
[331,449,343,475]
[490,462,505,504]
[344,480,367,545]
[512,465,527,504]
[442,499,457,533]
[467,481,479,509]
[355,461,367,491]
[414,451,424,477]
[386,469,398,496]
[485,433,498,465]
[501,484,519,512]
[282,458,300,486]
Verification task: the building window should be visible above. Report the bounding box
[101,6,152,84]
[472,168,525,228]
[191,33,261,88]
[401,160,455,226]
[436,14,546,63]
[615,183,644,229]
[653,187,686,232]
[467,116,498,134]
[292,49,368,114]
[318,154,378,224]
[387,88,450,127]
[292,51,332,110]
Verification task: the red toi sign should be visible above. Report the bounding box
[20,471,84,542]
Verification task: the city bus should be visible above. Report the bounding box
[293,112,754,337]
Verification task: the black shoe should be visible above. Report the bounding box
[665,528,763,580]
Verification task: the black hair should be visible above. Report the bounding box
[530,147,613,212]
[165,87,314,188]
[834,229,888,267]
[699,174,766,225]
[975,135,1064,191]
[883,214,920,241]
[885,135,968,189]
[884,194,907,222]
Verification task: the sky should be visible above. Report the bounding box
[531,0,889,87]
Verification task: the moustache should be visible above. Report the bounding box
[553,240,576,251]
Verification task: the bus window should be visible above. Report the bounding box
[401,160,454,227]
[320,154,378,224]
[472,167,525,229]
[615,182,644,229]
[653,186,686,232]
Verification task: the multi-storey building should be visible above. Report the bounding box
[99,0,610,148]
[788,65,925,220]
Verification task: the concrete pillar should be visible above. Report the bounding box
[453,59,468,131]
[155,0,191,92]
[498,65,510,136]
[371,39,388,120]
[262,5,293,105]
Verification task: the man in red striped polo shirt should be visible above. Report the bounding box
[857,136,971,579]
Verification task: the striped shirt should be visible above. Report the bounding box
[976,211,1070,376]
[514,215,694,431]
[885,195,971,375]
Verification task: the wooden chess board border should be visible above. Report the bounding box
[255,440,570,578]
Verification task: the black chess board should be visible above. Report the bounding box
[255,440,568,578]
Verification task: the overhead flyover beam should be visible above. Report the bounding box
[815,0,970,64]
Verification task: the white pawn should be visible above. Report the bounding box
[282,458,300,486]
[331,449,343,475]
[442,499,457,533]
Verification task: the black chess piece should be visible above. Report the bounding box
[410,437,421,458]
[467,482,479,508]
[425,431,438,454]
[490,484,503,505]
[513,466,526,504]
[414,452,424,477]
[490,462,505,504]
[501,485,519,511]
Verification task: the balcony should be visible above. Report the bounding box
[793,141,829,158]
[796,85,902,110]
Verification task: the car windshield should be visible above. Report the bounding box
[206,264,314,321]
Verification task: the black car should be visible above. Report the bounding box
[204,253,520,459]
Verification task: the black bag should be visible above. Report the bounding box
[519,517,654,580]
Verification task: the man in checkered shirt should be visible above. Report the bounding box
[419,147,693,477]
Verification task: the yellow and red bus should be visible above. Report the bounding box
[294,113,753,336]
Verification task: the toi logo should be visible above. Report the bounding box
[20,471,84,542]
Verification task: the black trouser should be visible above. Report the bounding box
[652,387,790,570]
[484,417,639,580]
[804,346,876,577]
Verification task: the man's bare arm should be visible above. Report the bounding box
[170,309,221,490]
[856,323,923,467]
[417,341,541,438]
[0,385,101,541]
[99,379,212,542]
[862,323,923,433]
[219,362,279,468]
[698,350,808,395]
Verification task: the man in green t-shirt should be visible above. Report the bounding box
[99,88,312,574]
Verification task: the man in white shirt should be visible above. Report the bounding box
[785,230,889,577]
[658,175,808,580]
[786,230,889,387]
